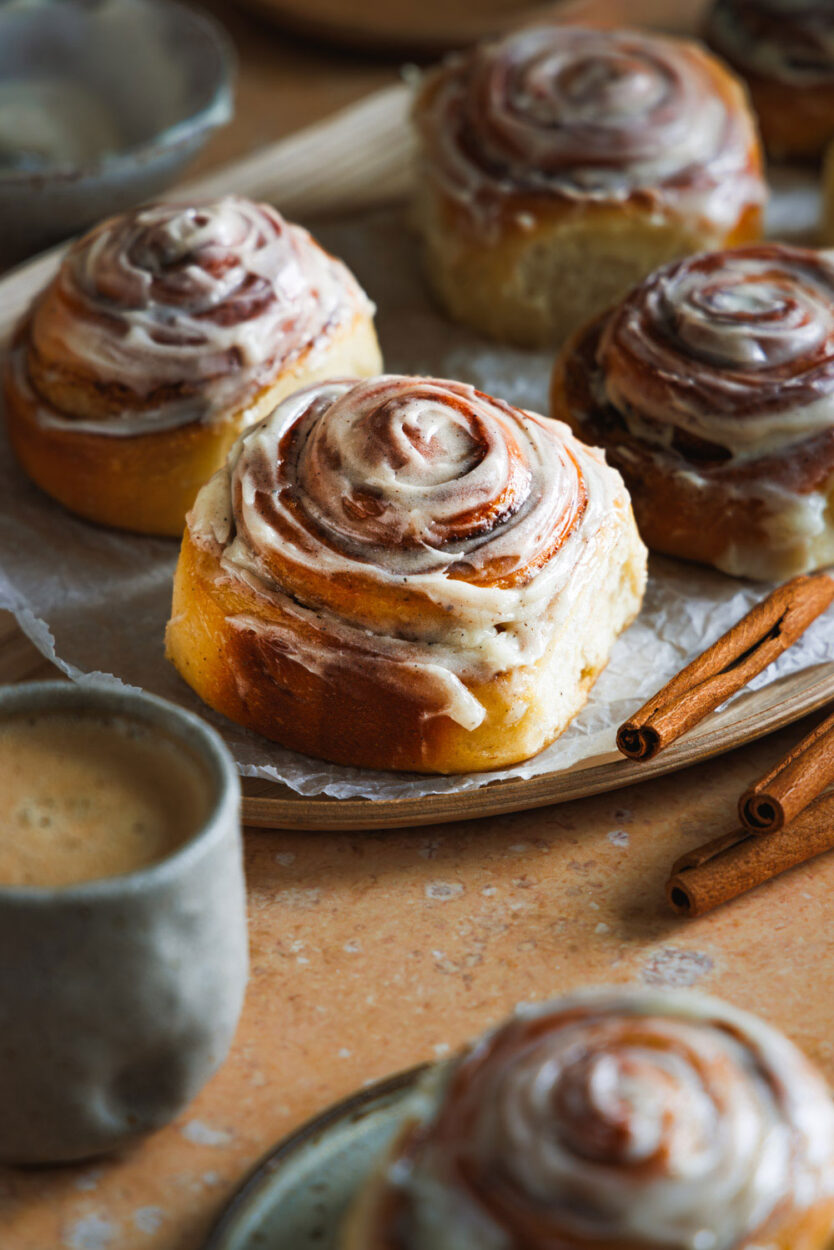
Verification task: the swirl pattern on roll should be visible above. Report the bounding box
[595,244,834,462]
[226,375,586,584]
[415,25,763,233]
[23,195,372,435]
[191,375,622,729]
[707,1,834,85]
[387,989,834,1250]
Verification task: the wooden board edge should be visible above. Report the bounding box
[240,663,834,830]
[0,82,415,347]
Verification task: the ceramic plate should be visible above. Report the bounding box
[204,1066,427,1249]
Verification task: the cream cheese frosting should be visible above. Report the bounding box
[189,375,634,729]
[597,245,834,463]
[378,988,834,1250]
[19,195,373,436]
[415,26,765,238]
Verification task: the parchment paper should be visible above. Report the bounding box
[0,193,831,801]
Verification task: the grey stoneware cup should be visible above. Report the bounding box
[0,681,248,1165]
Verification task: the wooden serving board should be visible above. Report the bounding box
[226,0,708,54]
[0,83,832,832]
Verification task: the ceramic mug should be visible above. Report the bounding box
[0,681,248,1164]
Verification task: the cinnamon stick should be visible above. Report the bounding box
[617,573,834,762]
[666,789,834,918]
[738,707,834,835]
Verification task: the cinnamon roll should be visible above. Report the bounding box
[165,374,646,773]
[3,196,381,536]
[343,988,834,1250]
[706,1,834,161]
[551,244,834,581]
[412,25,765,348]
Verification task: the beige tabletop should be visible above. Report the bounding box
[2,5,834,1249]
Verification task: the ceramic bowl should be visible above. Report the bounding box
[0,0,235,267]
[0,680,248,1165]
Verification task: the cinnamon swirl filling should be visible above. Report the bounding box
[14,195,372,436]
[189,375,624,729]
[225,376,587,590]
[378,990,834,1250]
[593,245,834,472]
[707,1,834,86]
[415,25,764,236]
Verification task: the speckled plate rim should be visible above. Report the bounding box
[203,1064,428,1250]
[238,661,834,828]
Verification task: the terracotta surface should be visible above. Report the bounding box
[1,710,833,1249]
[2,7,834,1248]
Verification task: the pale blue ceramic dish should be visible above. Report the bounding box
[0,0,234,265]
[204,1067,429,1250]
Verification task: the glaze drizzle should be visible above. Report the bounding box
[190,375,626,729]
[415,25,764,235]
[386,989,834,1250]
[20,196,371,436]
[596,245,834,461]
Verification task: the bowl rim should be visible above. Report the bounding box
[0,0,236,184]
[203,1063,430,1250]
[0,679,241,902]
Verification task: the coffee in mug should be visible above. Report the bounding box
[0,681,247,1164]
[0,710,211,886]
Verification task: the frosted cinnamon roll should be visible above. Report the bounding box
[413,25,765,348]
[166,374,646,773]
[551,244,834,581]
[3,195,381,536]
[343,988,834,1250]
[706,1,834,160]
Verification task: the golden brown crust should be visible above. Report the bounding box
[166,522,642,774]
[4,313,382,536]
[416,187,762,349]
[168,526,466,773]
[551,245,834,581]
[552,341,834,579]
[412,26,765,347]
[3,197,382,536]
[166,375,646,774]
[736,72,834,162]
[550,322,826,575]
